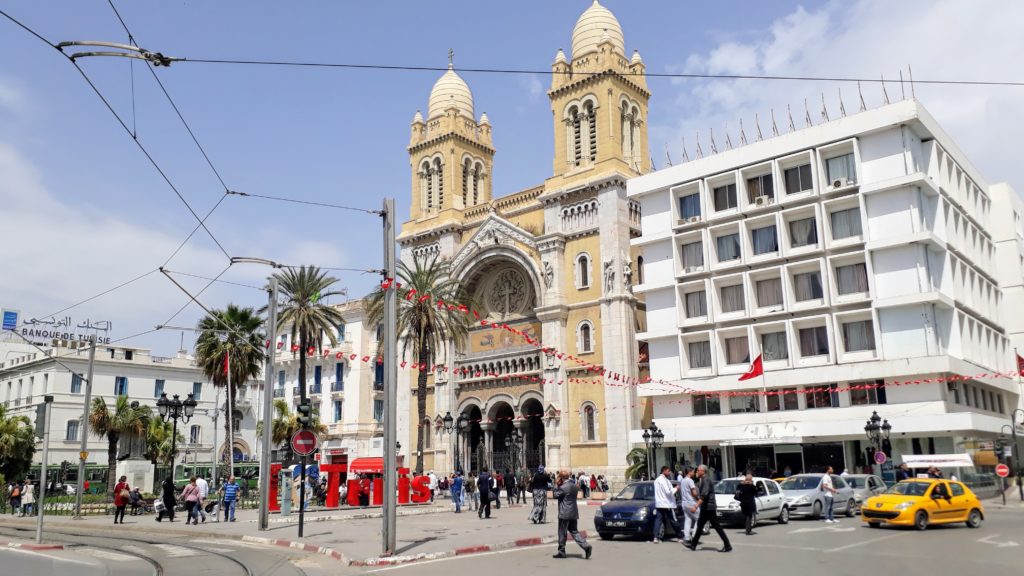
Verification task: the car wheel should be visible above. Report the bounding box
[598,532,613,541]
[914,510,928,531]
[845,499,856,517]
[778,506,790,524]
[812,501,823,519]
[966,509,982,529]
[868,522,881,529]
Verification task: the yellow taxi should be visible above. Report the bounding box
[860,478,984,530]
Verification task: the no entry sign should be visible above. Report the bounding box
[996,463,1010,478]
[291,429,319,456]
[874,451,887,465]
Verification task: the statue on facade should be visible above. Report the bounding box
[543,261,554,288]
[603,258,616,292]
[623,259,633,286]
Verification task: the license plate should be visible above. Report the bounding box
[606,521,626,527]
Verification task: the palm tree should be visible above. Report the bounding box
[0,405,36,481]
[195,304,266,469]
[366,254,472,474]
[625,447,649,481]
[89,396,148,495]
[143,417,181,492]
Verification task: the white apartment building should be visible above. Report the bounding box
[629,100,1020,479]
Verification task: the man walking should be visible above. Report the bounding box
[222,476,240,522]
[465,471,479,511]
[195,475,209,523]
[822,466,838,523]
[684,465,731,553]
[578,471,590,498]
[478,468,493,519]
[427,471,438,503]
[505,470,517,506]
[552,470,592,559]
[652,466,681,543]
[677,466,699,545]
[452,472,464,513]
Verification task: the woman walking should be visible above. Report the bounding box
[9,481,22,516]
[20,480,34,517]
[529,465,551,524]
[113,476,130,524]
[156,477,177,522]
[181,477,201,525]
[735,473,758,535]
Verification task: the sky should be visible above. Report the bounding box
[2,0,1021,356]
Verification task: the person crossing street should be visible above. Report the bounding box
[684,465,732,553]
[551,470,592,560]
[652,466,681,543]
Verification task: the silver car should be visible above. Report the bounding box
[842,474,886,509]
[779,473,857,519]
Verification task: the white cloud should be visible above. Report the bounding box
[654,0,1024,193]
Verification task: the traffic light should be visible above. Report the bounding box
[297,399,313,429]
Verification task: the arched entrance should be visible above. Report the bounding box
[491,402,516,473]
[464,405,484,473]
[521,398,546,471]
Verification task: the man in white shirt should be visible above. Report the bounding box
[195,476,209,523]
[579,472,590,498]
[427,471,438,503]
[821,467,837,523]
[652,466,681,543]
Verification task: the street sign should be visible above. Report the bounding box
[290,429,318,456]
[874,451,887,465]
[996,463,1010,478]
[79,451,89,461]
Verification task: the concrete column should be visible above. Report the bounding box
[481,423,495,471]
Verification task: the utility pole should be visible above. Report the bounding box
[74,338,96,518]
[382,198,397,555]
[226,341,233,481]
[212,386,220,495]
[258,276,279,531]
[37,395,53,544]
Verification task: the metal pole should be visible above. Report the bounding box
[212,386,219,493]
[226,342,234,482]
[74,338,96,518]
[37,395,53,544]
[382,198,398,555]
[171,417,178,482]
[1014,413,1023,501]
[258,276,279,531]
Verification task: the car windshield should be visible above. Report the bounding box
[715,479,741,495]
[779,476,820,491]
[615,483,654,500]
[845,477,866,488]
[885,482,929,497]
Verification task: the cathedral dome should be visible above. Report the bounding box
[428,64,475,120]
[571,0,625,59]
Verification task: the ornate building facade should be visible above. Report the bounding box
[397,1,650,479]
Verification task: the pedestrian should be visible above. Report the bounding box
[677,467,698,545]
[551,470,592,559]
[505,469,517,505]
[783,465,793,477]
[478,467,493,519]
[927,466,944,479]
[427,471,438,503]
[652,466,681,543]
[821,466,838,523]
[896,463,911,481]
[735,473,758,535]
[195,475,209,523]
[222,475,240,522]
[589,473,597,495]
[530,465,550,524]
[181,476,201,525]
[578,471,590,498]
[9,481,21,516]
[129,487,142,516]
[465,471,479,511]
[113,475,130,524]
[20,480,34,517]
[452,472,464,513]
[517,471,528,504]
[684,465,732,553]
[156,476,176,522]
[490,470,501,510]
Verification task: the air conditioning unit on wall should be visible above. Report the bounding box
[688,216,701,223]
[754,195,772,206]
[832,177,852,189]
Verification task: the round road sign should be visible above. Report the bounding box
[874,451,887,465]
[996,463,1010,478]
[290,429,319,456]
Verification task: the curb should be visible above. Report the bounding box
[4,541,66,551]
[239,535,347,563]
[349,530,590,567]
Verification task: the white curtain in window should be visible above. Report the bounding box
[826,153,856,183]
[831,207,863,239]
[685,291,707,318]
[842,320,876,351]
[799,326,829,356]
[761,332,788,360]
[725,336,750,365]
[751,225,778,255]
[688,341,712,368]
[789,217,817,247]
[720,284,745,313]
[836,263,869,295]
[682,242,704,268]
[756,278,783,307]
[793,272,823,301]
[716,234,740,261]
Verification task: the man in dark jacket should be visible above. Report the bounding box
[478,468,493,519]
[551,470,592,559]
[684,465,731,552]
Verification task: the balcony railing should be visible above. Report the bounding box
[373,381,384,392]
[310,383,322,395]
[273,388,285,398]
[331,382,344,393]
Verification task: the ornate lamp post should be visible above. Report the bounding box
[642,422,663,479]
[863,411,891,475]
[157,393,196,480]
[503,428,524,473]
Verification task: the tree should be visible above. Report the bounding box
[366,254,472,474]
[0,405,35,481]
[625,447,649,481]
[143,416,181,492]
[195,304,266,469]
[257,399,328,464]
[89,396,148,495]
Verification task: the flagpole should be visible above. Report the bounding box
[761,358,769,443]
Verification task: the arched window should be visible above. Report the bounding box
[636,256,644,285]
[569,105,582,166]
[582,403,598,441]
[575,253,591,289]
[620,101,632,162]
[433,158,444,208]
[421,160,433,211]
[423,417,432,449]
[585,101,597,161]
[473,162,482,205]
[577,320,594,354]
[462,159,471,207]
[232,410,242,433]
[630,106,640,167]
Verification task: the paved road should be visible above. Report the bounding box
[352,507,1024,575]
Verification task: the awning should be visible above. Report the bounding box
[349,457,383,474]
[900,453,974,468]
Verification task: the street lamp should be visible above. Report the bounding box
[456,413,469,473]
[642,422,663,479]
[1007,409,1024,502]
[157,393,196,480]
[503,429,523,473]
[863,411,892,475]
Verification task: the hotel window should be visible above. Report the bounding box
[337,323,346,341]
[798,326,829,356]
[335,363,344,391]
[154,379,165,398]
[761,331,788,361]
[964,385,972,407]
[836,263,869,295]
[679,193,701,220]
[729,393,760,413]
[576,253,591,289]
[278,370,285,388]
[423,419,432,449]
[784,163,813,194]
[805,383,839,409]
[688,341,712,369]
[826,153,856,185]
[789,217,818,248]
[375,362,384,385]
[334,400,343,422]
[577,321,594,353]
[755,278,783,308]
[793,271,824,301]
[747,174,775,202]
[998,394,1005,414]
[830,207,863,239]
[636,256,644,284]
[972,386,980,408]
[71,373,83,394]
[715,233,741,262]
[982,390,990,411]
[767,388,798,411]
[65,420,79,441]
[720,284,745,313]
[189,425,201,444]
[841,320,876,352]
[693,393,721,416]
[114,376,129,396]
[681,241,704,269]
[713,183,738,211]
[724,336,750,365]
[192,382,202,401]
[850,380,887,405]
[685,290,707,318]
[313,365,322,390]
[373,400,384,422]
[583,404,597,441]
[751,225,779,255]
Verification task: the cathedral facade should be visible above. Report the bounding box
[397,1,650,480]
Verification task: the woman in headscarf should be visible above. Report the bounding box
[156,476,177,522]
[735,473,759,535]
[529,466,551,524]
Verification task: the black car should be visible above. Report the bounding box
[594,481,681,541]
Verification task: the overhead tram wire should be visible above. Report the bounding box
[226,190,381,215]
[162,268,266,291]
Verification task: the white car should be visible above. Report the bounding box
[713,476,790,525]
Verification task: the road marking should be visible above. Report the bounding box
[738,542,822,552]
[78,549,139,562]
[978,534,1020,548]
[207,539,270,549]
[788,525,856,534]
[153,543,198,557]
[366,546,536,573]
[826,531,910,553]
[0,547,100,568]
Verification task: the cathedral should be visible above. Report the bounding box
[397,1,650,480]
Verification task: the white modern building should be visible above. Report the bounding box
[629,99,1020,478]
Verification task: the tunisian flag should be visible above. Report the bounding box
[1016,353,1024,375]
[223,350,230,376]
[738,354,764,381]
